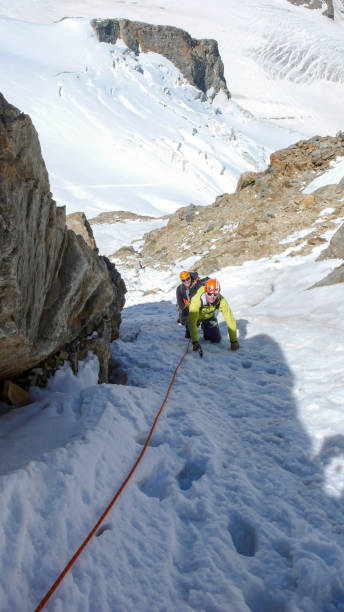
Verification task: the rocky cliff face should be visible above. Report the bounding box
[91,18,230,99]
[111,132,344,280]
[0,93,126,388]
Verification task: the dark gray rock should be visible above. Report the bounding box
[90,18,120,44]
[91,18,230,99]
[287,0,334,19]
[0,93,126,384]
[317,223,344,260]
[311,263,344,287]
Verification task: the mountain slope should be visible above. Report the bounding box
[0,17,276,218]
[1,0,344,220]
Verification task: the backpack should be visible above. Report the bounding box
[189,276,210,300]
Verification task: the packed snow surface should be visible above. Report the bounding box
[1,0,344,610]
[1,248,344,612]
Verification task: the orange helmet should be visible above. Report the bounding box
[180,270,190,281]
[204,278,220,295]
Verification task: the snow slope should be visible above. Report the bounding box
[0,247,344,611]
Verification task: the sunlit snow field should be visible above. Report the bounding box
[1,0,344,219]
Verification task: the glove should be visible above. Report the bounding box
[230,340,240,351]
[192,341,201,352]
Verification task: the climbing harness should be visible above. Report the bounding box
[34,341,191,611]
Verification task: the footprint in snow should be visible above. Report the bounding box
[138,463,171,501]
[81,488,91,504]
[242,360,252,369]
[177,460,207,491]
[229,513,257,557]
[169,409,186,419]
[96,523,113,537]
[257,379,267,387]
[135,431,163,448]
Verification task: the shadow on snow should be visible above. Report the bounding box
[118,300,344,611]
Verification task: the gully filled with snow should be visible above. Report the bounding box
[0,0,344,610]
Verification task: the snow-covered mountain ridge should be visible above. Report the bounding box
[287,0,335,20]
[1,0,344,222]
[0,16,274,219]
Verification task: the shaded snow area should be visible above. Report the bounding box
[0,250,344,611]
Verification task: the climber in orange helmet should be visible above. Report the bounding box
[187,278,239,353]
[176,270,199,337]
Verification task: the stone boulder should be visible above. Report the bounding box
[0,93,126,386]
[317,223,344,260]
[312,263,344,288]
[312,222,344,287]
[258,135,341,181]
[66,211,97,251]
[91,18,230,99]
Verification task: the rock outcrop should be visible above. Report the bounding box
[0,93,126,387]
[89,210,155,225]
[111,133,344,276]
[312,262,344,287]
[66,211,97,251]
[287,0,334,19]
[317,223,344,261]
[312,222,344,287]
[91,18,230,99]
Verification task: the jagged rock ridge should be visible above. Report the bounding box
[0,93,126,389]
[90,210,156,225]
[91,18,230,99]
[287,0,334,19]
[111,133,344,280]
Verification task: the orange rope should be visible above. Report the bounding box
[34,341,190,611]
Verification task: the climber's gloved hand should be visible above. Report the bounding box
[230,340,240,351]
[192,341,201,352]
